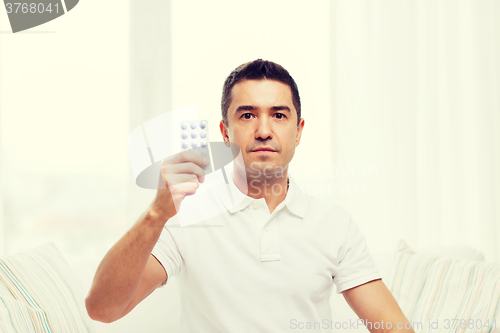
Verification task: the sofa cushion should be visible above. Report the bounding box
[386,240,500,333]
[0,242,95,332]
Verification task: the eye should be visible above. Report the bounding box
[241,113,254,120]
[274,113,286,119]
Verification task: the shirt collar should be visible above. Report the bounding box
[284,176,308,218]
[217,164,308,218]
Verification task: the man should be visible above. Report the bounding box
[86,59,415,332]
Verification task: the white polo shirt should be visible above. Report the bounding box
[151,169,381,333]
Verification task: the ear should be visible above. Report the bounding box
[295,118,305,147]
[220,120,230,147]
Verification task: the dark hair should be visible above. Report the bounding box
[221,59,301,125]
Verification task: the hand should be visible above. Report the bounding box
[149,151,209,223]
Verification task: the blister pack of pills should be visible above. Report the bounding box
[180,120,212,172]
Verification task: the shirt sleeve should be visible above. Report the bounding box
[151,220,184,287]
[333,215,382,294]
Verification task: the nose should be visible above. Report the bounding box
[255,116,273,141]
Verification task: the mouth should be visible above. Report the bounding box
[251,147,276,153]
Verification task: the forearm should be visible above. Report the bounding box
[85,207,167,322]
[343,280,415,333]
[383,324,415,333]
[377,320,415,333]
[358,315,415,333]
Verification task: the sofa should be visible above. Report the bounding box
[0,243,95,332]
[1,241,499,332]
[330,240,500,332]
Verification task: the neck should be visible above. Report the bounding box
[232,167,289,214]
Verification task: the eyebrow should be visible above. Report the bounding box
[235,105,291,113]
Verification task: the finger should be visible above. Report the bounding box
[166,173,205,186]
[165,150,210,167]
[171,171,205,185]
[166,162,206,180]
[169,177,200,195]
[183,180,200,196]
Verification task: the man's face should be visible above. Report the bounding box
[220,79,305,179]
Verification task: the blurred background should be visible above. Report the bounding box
[0,0,499,332]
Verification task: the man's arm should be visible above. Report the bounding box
[342,279,415,333]
[85,152,209,323]
[85,209,168,323]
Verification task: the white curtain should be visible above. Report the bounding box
[330,0,500,261]
[0,0,130,278]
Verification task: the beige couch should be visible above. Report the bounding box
[1,241,499,333]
